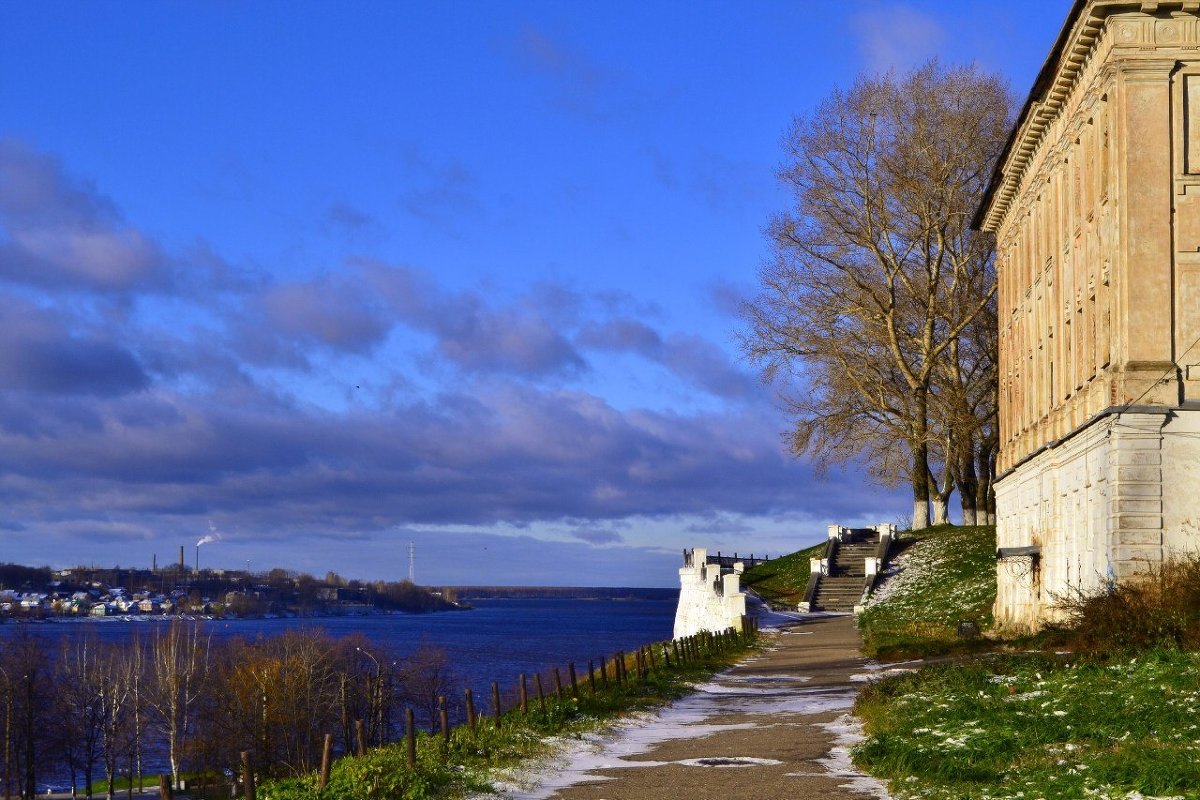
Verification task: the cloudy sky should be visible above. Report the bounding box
[0,1,1069,586]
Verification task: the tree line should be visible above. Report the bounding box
[743,61,1014,529]
[0,624,454,799]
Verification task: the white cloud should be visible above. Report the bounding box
[850,3,946,75]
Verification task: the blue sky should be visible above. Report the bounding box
[0,1,1069,586]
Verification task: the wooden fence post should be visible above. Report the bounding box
[568,663,579,698]
[406,708,416,768]
[599,658,608,686]
[553,667,564,700]
[241,751,255,800]
[439,696,450,749]
[519,674,529,715]
[491,681,502,725]
[535,673,547,714]
[318,734,333,790]
[588,660,596,694]
[465,688,476,733]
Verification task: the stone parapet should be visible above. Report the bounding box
[673,547,747,639]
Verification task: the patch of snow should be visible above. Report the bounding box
[812,714,893,799]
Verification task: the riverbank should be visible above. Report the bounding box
[256,626,759,800]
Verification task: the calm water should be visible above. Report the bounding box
[1,597,678,791]
[0,597,679,692]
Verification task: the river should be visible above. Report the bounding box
[0,595,679,791]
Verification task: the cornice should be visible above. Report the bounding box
[973,1,1200,233]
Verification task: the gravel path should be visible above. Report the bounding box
[491,614,892,800]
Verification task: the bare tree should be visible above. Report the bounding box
[744,61,1011,528]
[192,630,360,780]
[397,645,457,733]
[54,636,106,798]
[1,635,52,800]
[144,621,209,789]
[95,645,137,800]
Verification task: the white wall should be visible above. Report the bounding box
[673,548,747,639]
[995,408,1200,631]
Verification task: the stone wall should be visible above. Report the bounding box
[996,408,1200,630]
[673,547,746,639]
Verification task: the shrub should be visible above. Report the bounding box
[1052,554,1200,653]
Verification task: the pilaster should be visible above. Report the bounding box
[1107,411,1168,577]
[1114,57,1180,405]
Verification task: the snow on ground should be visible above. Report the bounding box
[477,664,875,799]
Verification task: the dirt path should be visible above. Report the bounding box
[494,614,891,800]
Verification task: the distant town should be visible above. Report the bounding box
[0,561,460,620]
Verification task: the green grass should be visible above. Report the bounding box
[857,524,997,659]
[741,542,824,608]
[258,632,759,800]
[855,649,1200,799]
[853,531,1200,798]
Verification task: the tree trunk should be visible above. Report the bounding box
[976,438,997,525]
[911,389,931,530]
[957,443,979,526]
[932,455,955,527]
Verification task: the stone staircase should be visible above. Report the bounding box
[802,525,894,613]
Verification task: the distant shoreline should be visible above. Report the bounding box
[446,586,679,601]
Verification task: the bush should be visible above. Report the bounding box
[1052,554,1200,653]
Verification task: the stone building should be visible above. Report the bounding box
[975,0,1200,630]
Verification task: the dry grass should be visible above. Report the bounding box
[1050,554,1200,653]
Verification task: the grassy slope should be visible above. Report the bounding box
[858,524,997,659]
[740,542,824,608]
[857,649,1200,800]
[854,526,1200,799]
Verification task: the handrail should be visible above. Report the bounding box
[801,537,838,608]
[862,531,894,597]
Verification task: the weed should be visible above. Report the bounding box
[1050,554,1200,654]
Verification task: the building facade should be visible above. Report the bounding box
[976,0,1200,630]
